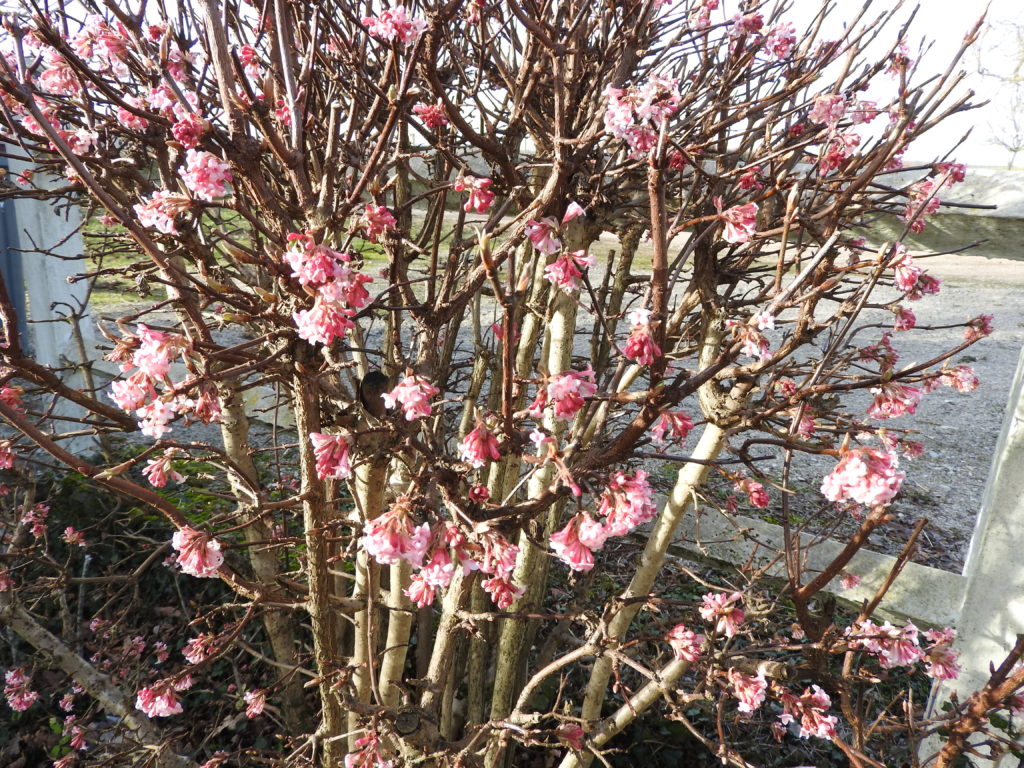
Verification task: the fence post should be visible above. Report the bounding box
[922,343,1024,766]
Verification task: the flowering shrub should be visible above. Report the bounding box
[0,1,1018,767]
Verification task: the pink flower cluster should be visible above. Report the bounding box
[359,204,397,243]
[734,476,770,508]
[651,409,694,448]
[529,367,597,422]
[623,308,662,366]
[524,203,584,256]
[716,199,759,244]
[603,75,681,158]
[179,149,232,201]
[458,421,501,468]
[867,381,922,420]
[549,471,657,572]
[778,685,838,740]
[143,450,185,488]
[345,730,394,768]
[700,591,745,637]
[382,374,439,421]
[4,668,39,712]
[134,190,191,235]
[413,101,448,131]
[244,689,266,718]
[288,233,372,346]
[21,502,49,538]
[665,624,704,662]
[454,175,494,213]
[808,93,846,128]
[821,446,904,507]
[846,621,960,679]
[171,526,224,578]
[107,324,217,437]
[544,250,596,292]
[729,668,767,712]
[136,682,183,717]
[309,432,353,480]
[400,522,521,610]
[725,318,770,361]
[362,5,427,48]
[361,497,431,567]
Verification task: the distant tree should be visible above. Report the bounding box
[974,20,1024,168]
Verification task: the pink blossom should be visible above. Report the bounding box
[309,432,353,480]
[562,201,586,224]
[62,526,86,547]
[543,367,597,421]
[458,422,501,468]
[525,217,562,254]
[764,22,797,59]
[413,101,448,131]
[284,235,344,286]
[405,546,455,608]
[180,149,232,201]
[171,526,224,578]
[135,682,183,717]
[345,731,394,768]
[182,634,216,664]
[965,314,994,342]
[172,114,205,148]
[867,382,922,420]
[0,441,15,470]
[360,497,431,568]
[623,308,661,366]
[726,319,770,361]
[454,176,495,213]
[598,470,657,536]
[136,399,177,438]
[941,365,979,393]
[730,13,764,38]
[651,410,694,447]
[544,250,596,292]
[923,631,961,680]
[134,190,191,235]
[809,94,846,127]
[665,624,704,662]
[735,477,769,509]
[700,592,745,638]
[550,514,598,573]
[850,100,880,125]
[238,45,261,78]
[846,620,924,668]
[38,50,80,96]
[821,446,904,507]
[729,668,767,712]
[555,723,585,750]
[362,5,428,48]
[481,576,524,610]
[359,204,397,243]
[4,668,39,712]
[293,294,355,346]
[935,162,967,185]
[893,305,916,331]
[839,572,861,590]
[779,685,838,740]
[117,96,149,131]
[133,324,188,378]
[737,166,763,191]
[382,374,439,421]
[717,199,758,244]
[244,689,266,718]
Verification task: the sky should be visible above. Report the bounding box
[790,0,1022,168]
